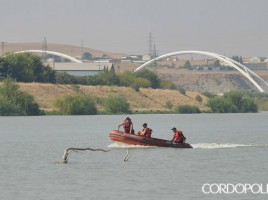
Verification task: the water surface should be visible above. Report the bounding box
[1,113,268,200]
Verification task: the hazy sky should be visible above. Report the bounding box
[1,0,268,57]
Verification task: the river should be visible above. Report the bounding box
[1,113,268,200]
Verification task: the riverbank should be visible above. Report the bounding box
[18,83,209,113]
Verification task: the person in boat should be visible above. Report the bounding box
[138,123,152,138]
[170,127,186,143]
[118,117,134,134]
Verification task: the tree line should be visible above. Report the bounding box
[0,53,264,115]
[0,53,175,90]
[55,67,175,90]
[0,53,56,83]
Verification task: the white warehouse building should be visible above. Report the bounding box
[48,62,114,76]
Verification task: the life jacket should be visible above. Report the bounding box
[174,130,184,143]
[124,121,132,134]
[143,128,152,138]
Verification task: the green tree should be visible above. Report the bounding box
[102,54,109,58]
[82,52,93,60]
[103,95,131,114]
[224,91,257,112]
[213,60,220,67]
[183,60,193,70]
[195,95,203,103]
[175,105,200,114]
[179,88,186,95]
[240,95,257,112]
[231,56,244,64]
[160,80,176,89]
[110,65,115,73]
[118,71,137,87]
[0,79,41,115]
[0,53,55,82]
[54,94,97,115]
[135,68,160,88]
[118,71,151,89]
[55,72,77,84]
[207,97,237,113]
[99,69,120,85]
[15,92,40,115]
[207,91,258,113]
[131,77,151,91]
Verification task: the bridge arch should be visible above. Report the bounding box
[15,50,83,63]
[134,50,268,93]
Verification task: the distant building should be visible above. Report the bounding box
[213,67,221,71]
[93,59,111,63]
[133,60,146,64]
[142,55,151,61]
[130,55,143,60]
[249,57,267,63]
[50,62,114,76]
[244,63,267,70]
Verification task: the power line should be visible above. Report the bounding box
[153,43,157,58]
[148,32,152,57]
[80,40,84,59]
[148,33,158,58]
[1,41,7,56]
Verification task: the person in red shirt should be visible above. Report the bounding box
[138,123,152,138]
[170,127,186,143]
[118,117,134,134]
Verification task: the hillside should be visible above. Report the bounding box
[4,42,125,59]
[18,83,209,112]
[155,68,268,93]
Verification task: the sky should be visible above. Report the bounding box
[1,0,268,57]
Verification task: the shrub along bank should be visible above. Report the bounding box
[206,91,258,113]
[0,79,41,116]
[54,93,97,115]
[0,81,264,115]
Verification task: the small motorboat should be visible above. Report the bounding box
[109,130,193,148]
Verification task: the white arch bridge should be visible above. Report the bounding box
[15,50,83,63]
[135,50,268,93]
[11,50,268,93]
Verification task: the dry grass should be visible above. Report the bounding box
[18,83,209,112]
[19,83,74,111]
